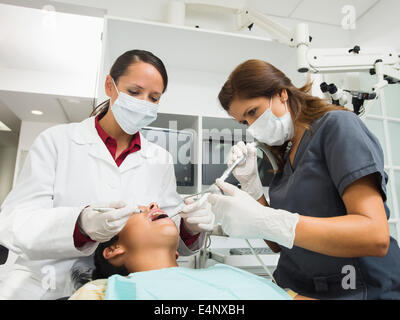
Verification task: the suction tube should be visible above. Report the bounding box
[253,140,279,172]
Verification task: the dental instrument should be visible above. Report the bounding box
[93,207,143,214]
[203,140,280,279]
[245,239,277,284]
[168,150,249,220]
[93,208,113,213]
[168,140,278,220]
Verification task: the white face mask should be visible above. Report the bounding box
[110,79,158,135]
[247,97,294,146]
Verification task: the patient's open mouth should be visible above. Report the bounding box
[149,210,169,221]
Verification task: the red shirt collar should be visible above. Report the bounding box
[95,115,141,165]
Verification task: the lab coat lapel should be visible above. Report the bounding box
[118,132,149,173]
[88,141,117,168]
[71,117,117,168]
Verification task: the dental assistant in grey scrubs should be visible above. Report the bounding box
[207,59,400,300]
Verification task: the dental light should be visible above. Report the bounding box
[320,82,377,116]
[167,0,400,95]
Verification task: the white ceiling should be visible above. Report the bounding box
[248,0,302,17]
[5,0,381,27]
[288,0,380,26]
[45,0,382,27]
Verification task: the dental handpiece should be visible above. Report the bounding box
[219,153,247,182]
[185,153,247,203]
[93,208,114,213]
[168,152,248,220]
[93,207,142,214]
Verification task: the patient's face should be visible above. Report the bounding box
[117,202,179,252]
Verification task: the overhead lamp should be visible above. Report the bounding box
[31,110,43,115]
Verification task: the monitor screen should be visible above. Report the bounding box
[141,127,194,187]
[202,139,274,187]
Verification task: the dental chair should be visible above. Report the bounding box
[0,245,8,265]
[70,256,96,291]
[58,255,95,300]
[0,244,93,299]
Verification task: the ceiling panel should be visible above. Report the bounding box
[0,90,69,123]
[248,0,302,17]
[0,90,94,124]
[58,97,94,123]
[290,0,379,26]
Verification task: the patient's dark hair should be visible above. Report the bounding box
[92,235,130,280]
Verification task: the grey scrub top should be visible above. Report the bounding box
[269,110,400,300]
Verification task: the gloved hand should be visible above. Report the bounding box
[78,201,138,243]
[228,141,264,200]
[179,193,215,235]
[208,179,299,249]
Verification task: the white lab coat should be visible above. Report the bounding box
[0,117,204,300]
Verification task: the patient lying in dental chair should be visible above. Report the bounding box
[69,203,311,300]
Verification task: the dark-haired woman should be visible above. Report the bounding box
[208,59,400,299]
[0,50,213,300]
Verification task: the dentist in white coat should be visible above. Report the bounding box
[0,50,214,300]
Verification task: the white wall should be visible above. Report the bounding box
[161,67,229,118]
[0,146,17,204]
[0,3,103,98]
[0,146,17,282]
[17,121,59,150]
[13,121,59,186]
